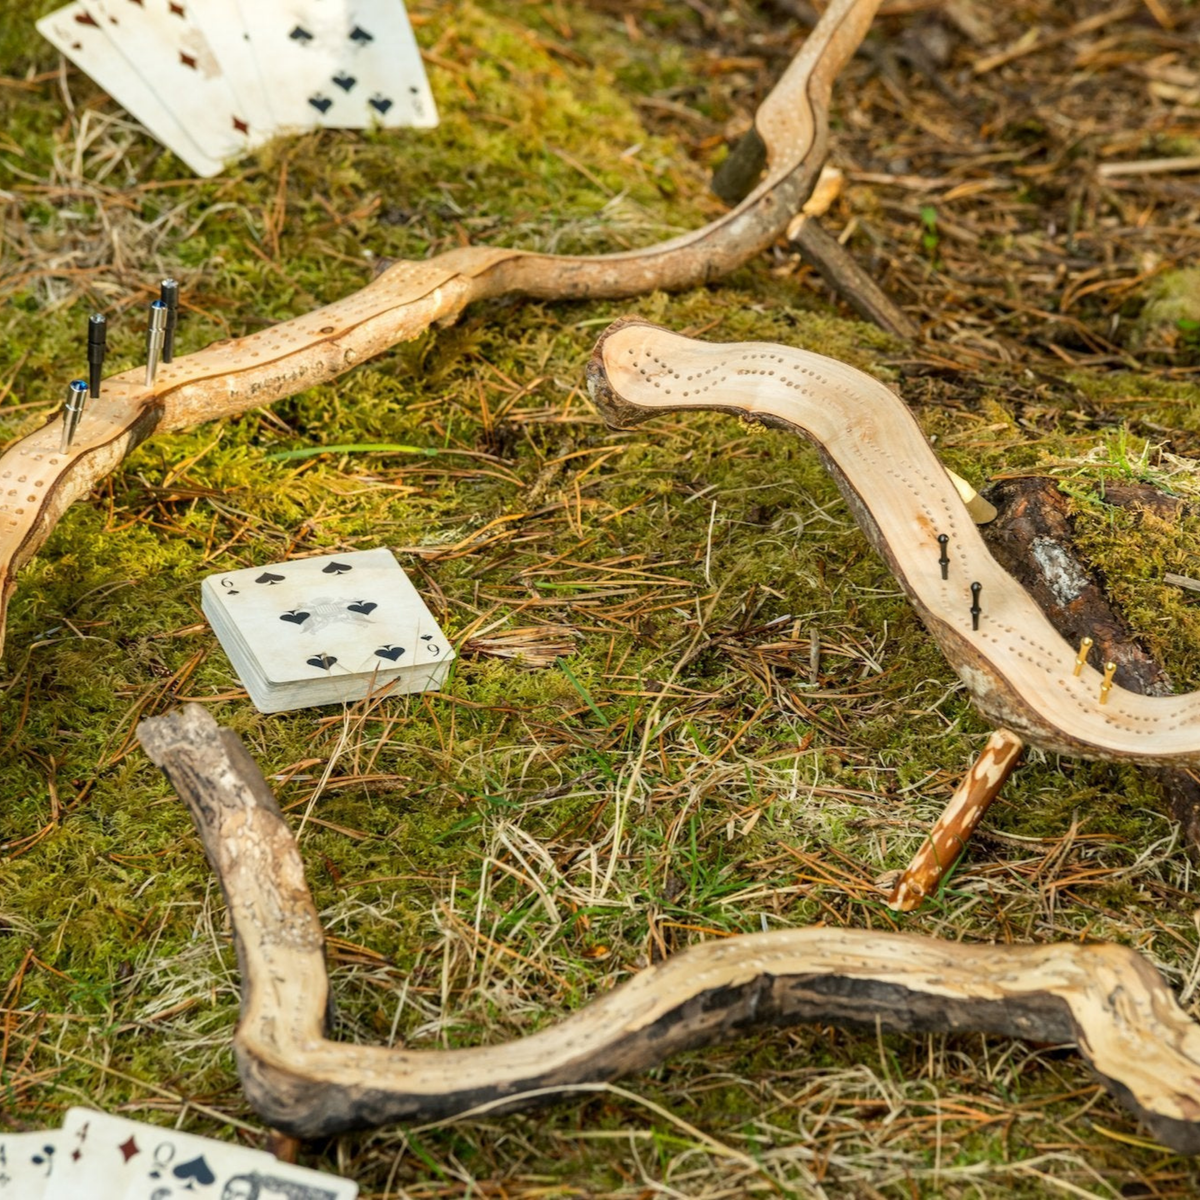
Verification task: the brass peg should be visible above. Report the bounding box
[1099,661,1116,705]
[1073,636,1093,677]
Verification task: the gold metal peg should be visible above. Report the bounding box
[1073,636,1093,677]
[1099,661,1116,705]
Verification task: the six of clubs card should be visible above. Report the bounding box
[37,0,436,177]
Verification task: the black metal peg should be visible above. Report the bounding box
[87,313,106,400]
[937,533,949,580]
[160,278,179,363]
[970,581,982,631]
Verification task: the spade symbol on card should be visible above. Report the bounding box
[333,73,357,92]
[375,645,405,662]
[349,25,374,45]
[173,1155,217,1187]
[347,601,377,615]
[290,25,314,44]
[420,634,441,656]
[256,572,284,585]
[280,610,311,625]
[369,95,394,115]
[307,654,337,670]
[309,94,334,114]
[322,561,352,575]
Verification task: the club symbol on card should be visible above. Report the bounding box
[322,561,352,575]
[280,610,311,626]
[255,572,284,585]
[118,1136,139,1163]
[375,645,405,662]
[333,73,357,92]
[308,94,334,114]
[349,25,374,44]
[347,600,377,615]
[369,95,394,115]
[307,654,337,670]
[173,1155,216,1186]
[290,24,314,43]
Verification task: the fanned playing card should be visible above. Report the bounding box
[37,0,436,177]
[45,1109,357,1200]
[82,0,265,161]
[36,3,224,177]
[234,0,437,131]
[0,1131,60,1199]
[201,548,454,713]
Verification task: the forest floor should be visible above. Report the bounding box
[3,0,1200,1195]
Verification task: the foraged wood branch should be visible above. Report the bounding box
[0,0,882,655]
[887,729,1024,911]
[585,319,1200,766]
[138,704,1200,1151]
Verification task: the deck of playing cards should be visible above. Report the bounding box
[201,548,454,713]
[37,0,437,178]
[2,1107,357,1198]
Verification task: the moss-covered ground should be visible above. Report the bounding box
[4,0,1200,1195]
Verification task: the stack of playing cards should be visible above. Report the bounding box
[1,1108,356,1198]
[37,0,437,178]
[201,548,454,713]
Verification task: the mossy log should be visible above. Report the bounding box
[585,319,1200,766]
[138,704,1200,1150]
[0,0,882,655]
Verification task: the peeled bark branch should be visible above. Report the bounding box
[138,704,1200,1151]
[585,319,1200,766]
[0,0,882,655]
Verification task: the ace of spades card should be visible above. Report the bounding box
[46,1109,356,1200]
[201,548,454,713]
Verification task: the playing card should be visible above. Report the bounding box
[188,0,276,137]
[82,0,264,161]
[37,3,224,177]
[203,548,452,689]
[0,1131,61,1199]
[45,1110,357,1200]
[235,0,436,131]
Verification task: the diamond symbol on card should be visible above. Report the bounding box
[118,1137,140,1163]
[375,645,405,662]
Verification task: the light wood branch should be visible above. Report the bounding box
[0,0,882,654]
[137,704,1200,1151]
[887,729,1024,911]
[585,319,1200,767]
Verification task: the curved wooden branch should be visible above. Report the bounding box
[586,318,1200,767]
[0,0,881,654]
[137,704,1200,1150]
